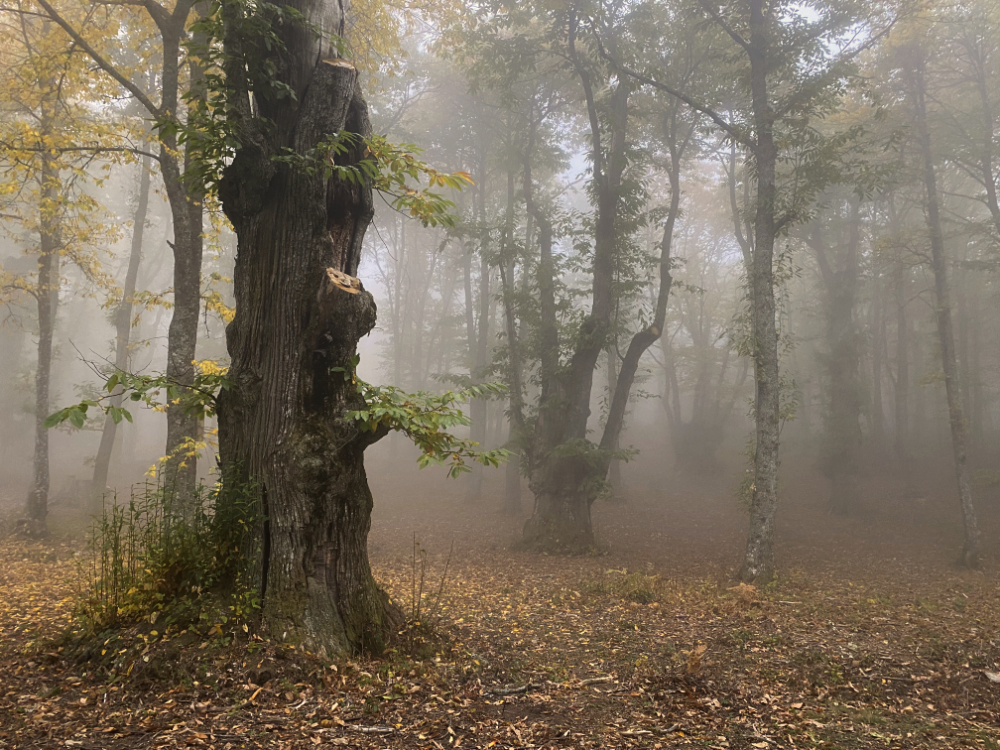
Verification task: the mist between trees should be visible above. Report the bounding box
[1,0,1000,657]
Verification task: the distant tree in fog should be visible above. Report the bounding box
[0,4,126,535]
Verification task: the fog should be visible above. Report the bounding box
[2,0,1000,578]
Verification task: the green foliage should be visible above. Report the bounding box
[170,0,305,194]
[44,367,230,431]
[272,132,474,227]
[49,358,508,479]
[342,361,509,477]
[548,437,637,467]
[75,480,262,636]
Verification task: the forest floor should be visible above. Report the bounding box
[2,457,1000,750]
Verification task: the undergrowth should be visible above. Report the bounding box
[584,569,665,604]
[71,479,262,643]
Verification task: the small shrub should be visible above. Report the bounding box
[73,477,262,637]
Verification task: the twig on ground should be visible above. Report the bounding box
[485,682,541,696]
[349,725,395,734]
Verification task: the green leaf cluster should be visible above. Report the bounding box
[44,368,232,430]
[349,380,509,478]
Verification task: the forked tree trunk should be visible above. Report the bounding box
[520,47,630,551]
[92,155,151,506]
[217,0,400,655]
[909,49,981,568]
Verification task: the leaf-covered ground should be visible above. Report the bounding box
[2,462,1000,749]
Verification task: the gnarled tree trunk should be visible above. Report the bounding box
[217,0,400,655]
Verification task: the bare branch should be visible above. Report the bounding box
[0,142,160,161]
[598,38,751,149]
[696,0,750,54]
[33,0,161,117]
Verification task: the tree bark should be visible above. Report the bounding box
[466,151,491,502]
[871,267,886,453]
[217,1,400,654]
[909,49,981,568]
[34,0,206,506]
[498,165,523,516]
[604,349,624,501]
[91,155,151,506]
[738,0,781,584]
[161,7,206,504]
[26,150,60,537]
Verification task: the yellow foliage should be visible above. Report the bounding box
[0,0,140,308]
[192,359,229,377]
[345,0,464,87]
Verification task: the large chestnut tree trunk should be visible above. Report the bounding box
[217,0,400,656]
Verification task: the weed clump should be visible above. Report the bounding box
[585,569,664,604]
[69,479,263,652]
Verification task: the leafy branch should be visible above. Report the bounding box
[177,1,473,227]
[273,132,474,228]
[47,360,507,478]
[43,363,231,430]
[349,380,509,477]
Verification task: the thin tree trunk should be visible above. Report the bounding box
[970,297,983,448]
[604,349,623,501]
[466,151,490,502]
[955,247,974,458]
[499,255,523,516]
[738,0,782,583]
[871,268,886,453]
[894,262,910,464]
[91,155,151,506]
[35,0,205,509]
[910,49,981,568]
[26,151,60,537]
[156,6,206,507]
[499,159,525,516]
[598,124,682,478]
